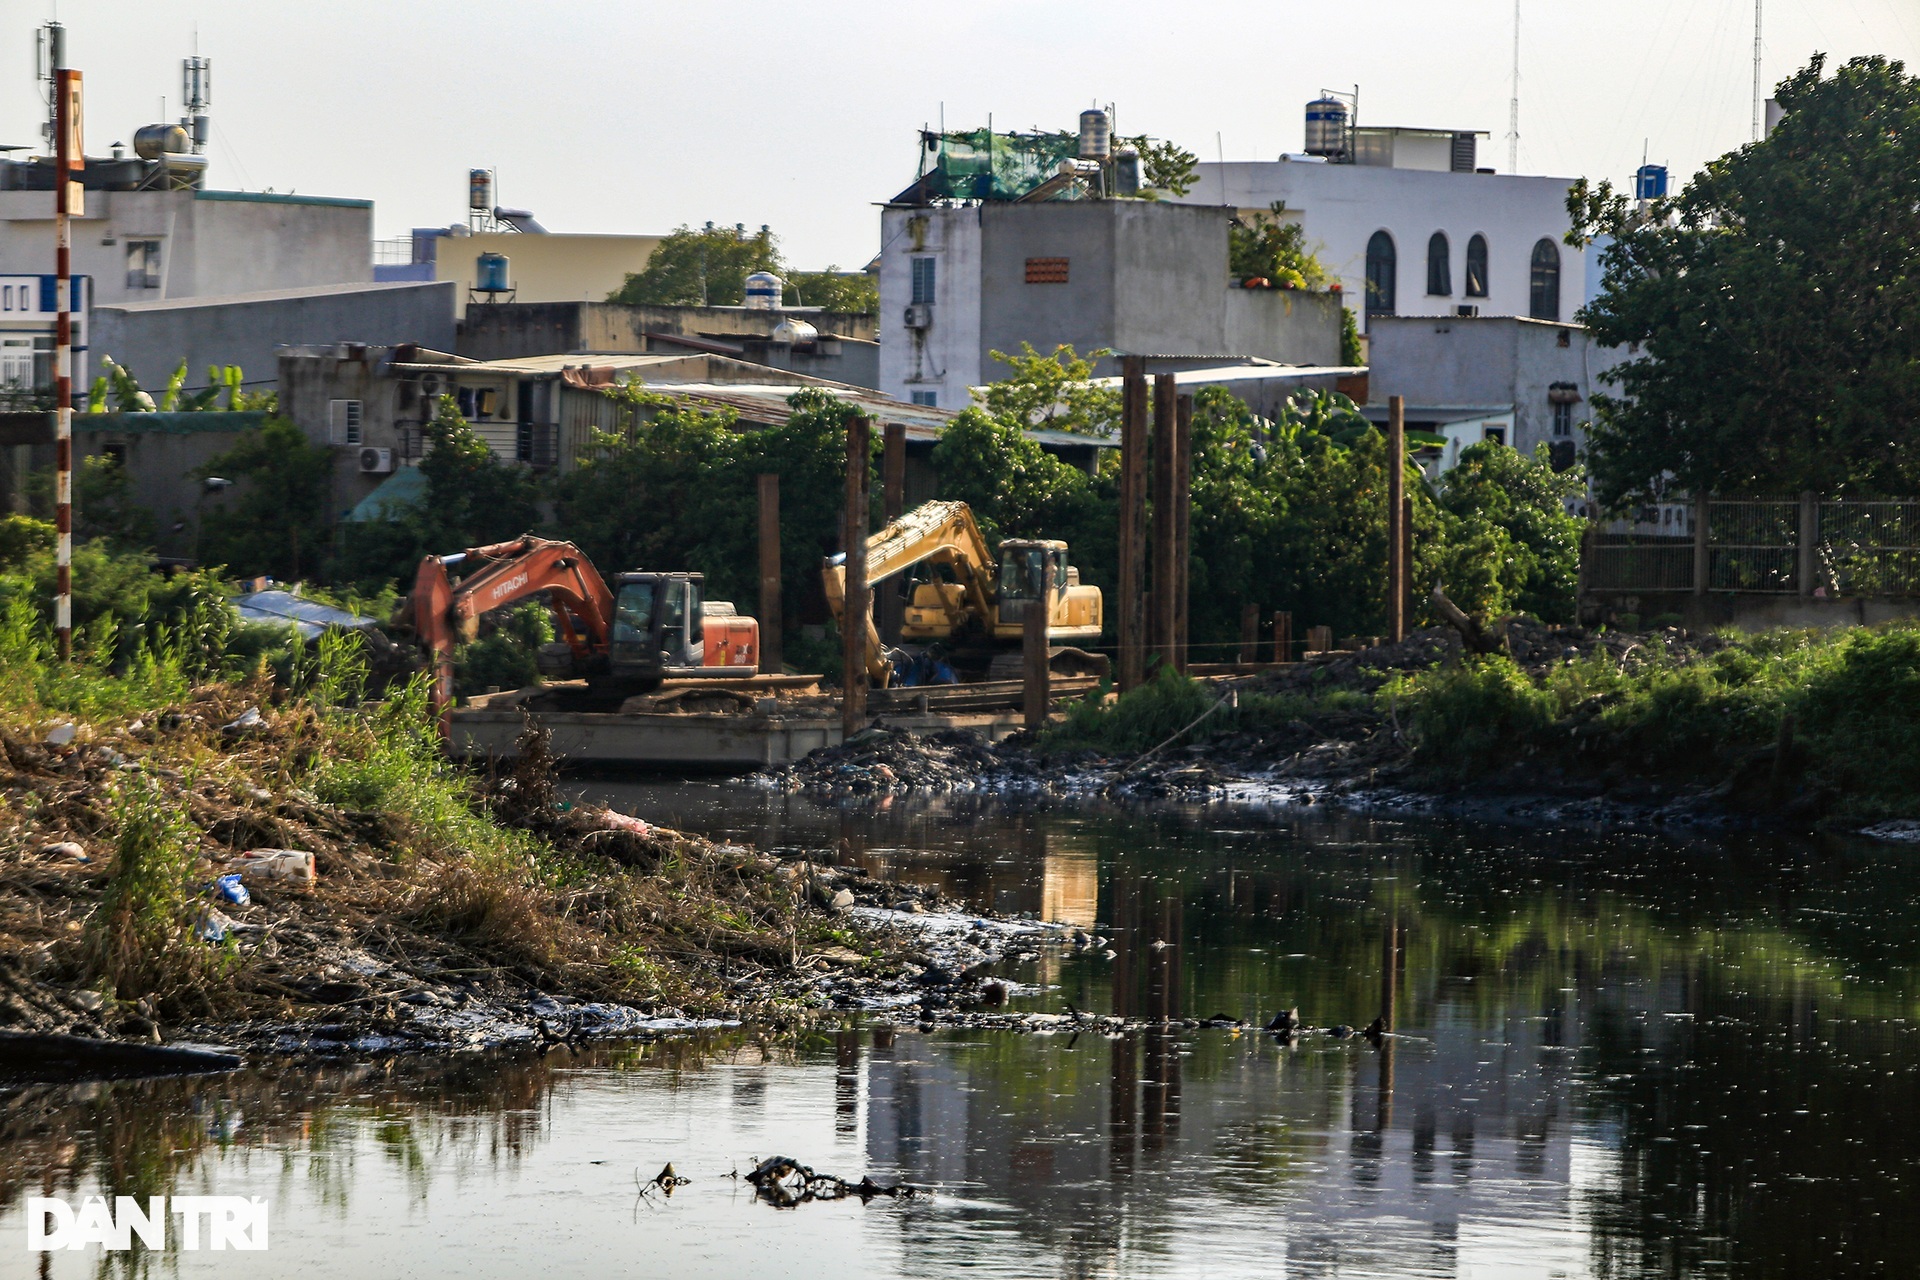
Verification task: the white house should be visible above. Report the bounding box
[1170,122,1589,335]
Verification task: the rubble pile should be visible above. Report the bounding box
[757,726,1050,797]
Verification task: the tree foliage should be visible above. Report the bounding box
[976,344,1121,436]
[1228,202,1326,288]
[334,398,542,587]
[609,223,781,307]
[1120,136,1200,196]
[1570,54,1920,502]
[551,386,865,633]
[197,417,334,580]
[787,269,877,315]
[1432,443,1588,622]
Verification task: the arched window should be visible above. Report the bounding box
[1465,233,1489,298]
[1426,232,1451,296]
[1365,230,1396,317]
[1529,238,1561,320]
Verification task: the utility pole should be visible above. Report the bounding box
[1387,396,1406,643]
[841,416,871,738]
[756,474,782,674]
[1117,358,1148,691]
[1752,0,1765,141]
[1507,0,1521,173]
[50,27,79,661]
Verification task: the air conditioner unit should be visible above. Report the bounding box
[903,302,933,330]
[1455,304,1480,317]
[358,447,394,474]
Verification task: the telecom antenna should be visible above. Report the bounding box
[1751,0,1764,141]
[1507,0,1521,171]
[182,53,212,155]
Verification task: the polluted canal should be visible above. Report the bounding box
[5,783,1918,1278]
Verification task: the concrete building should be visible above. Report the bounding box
[278,345,858,522]
[376,229,661,317]
[458,300,879,389]
[1363,314,1630,478]
[877,199,1344,408]
[90,280,457,396]
[0,273,89,408]
[0,187,372,309]
[1172,121,1587,335]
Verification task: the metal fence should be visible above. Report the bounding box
[1584,496,1920,597]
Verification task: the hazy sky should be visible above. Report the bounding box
[4,1,1915,267]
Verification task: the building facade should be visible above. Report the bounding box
[876,199,1344,408]
[1174,146,1586,334]
[1364,314,1631,477]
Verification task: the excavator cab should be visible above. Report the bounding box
[609,572,705,684]
[995,541,1070,627]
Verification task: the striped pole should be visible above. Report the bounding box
[54,66,76,659]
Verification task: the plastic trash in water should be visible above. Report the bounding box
[209,873,250,906]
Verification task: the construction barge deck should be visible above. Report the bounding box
[449,676,1102,769]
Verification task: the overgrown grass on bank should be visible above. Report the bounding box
[1385,624,1920,817]
[1043,665,1367,757]
[0,603,841,1026]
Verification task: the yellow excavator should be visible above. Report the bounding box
[821,500,1107,686]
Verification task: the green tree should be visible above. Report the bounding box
[73,454,156,550]
[1119,136,1200,196]
[1432,442,1587,622]
[1228,202,1326,288]
[333,398,543,588]
[609,222,782,307]
[1569,54,1920,503]
[975,344,1121,436]
[786,269,877,315]
[196,417,333,579]
[550,385,865,643]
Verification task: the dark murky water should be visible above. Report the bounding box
[6,784,1920,1277]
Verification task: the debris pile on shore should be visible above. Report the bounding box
[756,726,1048,796]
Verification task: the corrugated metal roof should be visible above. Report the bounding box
[643,384,1115,450]
[230,590,374,639]
[1084,363,1364,389]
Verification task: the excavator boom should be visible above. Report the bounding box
[412,535,616,729]
[821,500,1000,685]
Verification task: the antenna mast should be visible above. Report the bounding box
[1507,0,1521,171]
[1751,0,1764,141]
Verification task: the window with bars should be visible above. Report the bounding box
[910,390,937,407]
[517,421,558,467]
[125,240,162,290]
[328,399,363,446]
[910,257,937,305]
[1025,256,1069,284]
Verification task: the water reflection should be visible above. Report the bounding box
[5,790,1919,1277]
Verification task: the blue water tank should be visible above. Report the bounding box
[1634,164,1669,200]
[475,252,511,293]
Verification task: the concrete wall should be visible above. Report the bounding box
[1223,288,1344,367]
[0,189,371,309]
[92,281,457,394]
[1367,315,1631,457]
[72,413,268,559]
[1175,161,1584,332]
[460,301,876,361]
[878,205,983,409]
[435,232,662,316]
[277,348,411,524]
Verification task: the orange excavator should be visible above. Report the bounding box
[409,535,758,726]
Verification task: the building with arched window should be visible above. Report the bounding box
[1529,239,1561,320]
[1171,117,1589,333]
[1365,231,1396,317]
[1465,234,1489,298]
[1426,232,1451,296]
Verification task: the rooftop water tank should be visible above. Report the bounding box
[1304,97,1350,159]
[133,123,190,160]
[743,271,783,311]
[1634,163,1669,200]
[770,318,818,346]
[1078,108,1112,160]
[475,252,511,294]
[1112,145,1142,196]
[469,169,494,212]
